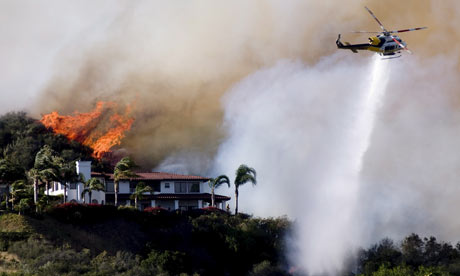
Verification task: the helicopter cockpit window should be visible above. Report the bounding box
[385,45,395,51]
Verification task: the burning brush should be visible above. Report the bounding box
[40,101,134,159]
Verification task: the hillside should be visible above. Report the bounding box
[0,205,291,276]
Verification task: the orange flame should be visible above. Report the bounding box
[40,102,134,159]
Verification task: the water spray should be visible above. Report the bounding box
[295,56,390,275]
[214,55,392,275]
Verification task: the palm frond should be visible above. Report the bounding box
[234,164,257,187]
[209,175,230,189]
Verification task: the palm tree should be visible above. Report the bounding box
[0,158,25,210]
[113,157,138,206]
[10,179,31,211]
[130,182,153,209]
[33,145,59,201]
[234,164,256,215]
[28,168,40,207]
[56,159,78,203]
[80,175,104,204]
[208,175,230,208]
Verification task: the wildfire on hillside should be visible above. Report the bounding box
[40,101,134,159]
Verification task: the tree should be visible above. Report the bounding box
[401,233,424,268]
[208,175,230,208]
[130,182,153,209]
[10,179,31,211]
[17,198,32,215]
[33,145,59,202]
[27,168,41,208]
[234,164,256,215]
[0,158,25,210]
[113,157,138,206]
[80,175,104,204]
[56,159,78,203]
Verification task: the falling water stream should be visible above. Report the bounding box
[296,55,391,275]
[353,55,390,174]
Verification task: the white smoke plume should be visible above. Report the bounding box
[213,52,460,274]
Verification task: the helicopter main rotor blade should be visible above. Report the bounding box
[391,36,412,54]
[389,27,428,34]
[351,31,381,34]
[365,6,388,33]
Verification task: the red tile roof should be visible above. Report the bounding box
[92,172,210,181]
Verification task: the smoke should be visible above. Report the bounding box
[0,0,123,113]
[22,0,383,168]
[3,0,460,274]
[212,54,386,274]
[212,52,460,274]
[3,1,460,169]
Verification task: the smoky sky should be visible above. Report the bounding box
[3,0,451,170]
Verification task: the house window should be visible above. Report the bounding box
[106,182,114,192]
[179,200,198,210]
[129,182,136,193]
[174,182,200,193]
[165,183,170,188]
[129,182,160,193]
[189,182,200,193]
[175,182,187,193]
[69,183,77,190]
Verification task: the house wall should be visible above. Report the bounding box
[119,181,130,194]
[161,181,174,193]
[76,161,91,182]
[82,190,105,204]
[67,188,79,202]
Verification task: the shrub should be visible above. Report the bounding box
[249,260,287,276]
[200,206,227,214]
[47,203,118,224]
[144,207,168,215]
[16,198,32,215]
[142,250,190,275]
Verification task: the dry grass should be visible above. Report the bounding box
[0,213,32,232]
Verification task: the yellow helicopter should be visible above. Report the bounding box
[336,7,427,59]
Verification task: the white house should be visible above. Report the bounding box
[48,161,231,211]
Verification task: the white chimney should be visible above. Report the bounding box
[76,161,91,202]
[76,161,92,181]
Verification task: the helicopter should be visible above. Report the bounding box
[336,7,427,59]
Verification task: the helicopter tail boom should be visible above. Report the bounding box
[336,34,369,53]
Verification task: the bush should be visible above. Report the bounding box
[144,206,169,215]
[47,203,118,224]
[249,260,287,276]
[142,250,190,275]
[200,206,227,215]
[16,198,32,215]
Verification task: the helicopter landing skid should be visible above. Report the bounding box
[382,55,401,60]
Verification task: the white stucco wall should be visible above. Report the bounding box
[161,181,174,193]
[67,188,78,202]
[76,161,91,181]
[119,181,130,194]
[82,190,105,204]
